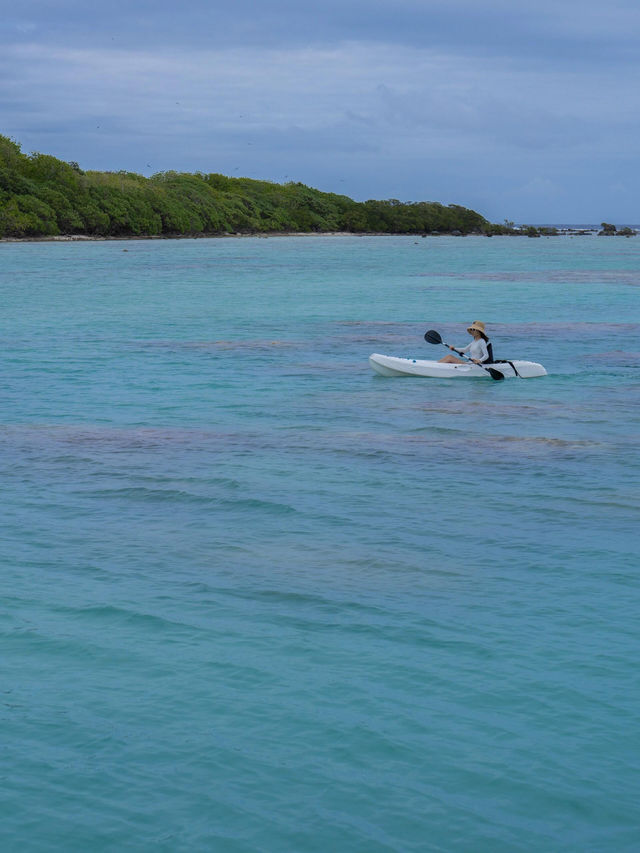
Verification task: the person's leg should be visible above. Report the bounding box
[438,355,466,363]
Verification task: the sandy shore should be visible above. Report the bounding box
[0,228,608,243]
[0,231,371,244]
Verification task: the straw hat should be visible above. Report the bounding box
[467,321,488,339]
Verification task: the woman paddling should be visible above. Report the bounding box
[438,321,493,365]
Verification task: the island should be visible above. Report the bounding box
[0,135,635,240]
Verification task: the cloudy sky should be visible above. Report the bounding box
[3,0,639,222]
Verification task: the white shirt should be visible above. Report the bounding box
[460,338,489,362]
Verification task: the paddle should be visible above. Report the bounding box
[424,330,505,381]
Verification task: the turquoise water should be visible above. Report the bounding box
[1,235,639,851]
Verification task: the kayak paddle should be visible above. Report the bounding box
[424,330,505,381]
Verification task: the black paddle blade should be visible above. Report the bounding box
[424,330,442,345]
[487,367,505,381]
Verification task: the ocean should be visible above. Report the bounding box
[1,234,639,851]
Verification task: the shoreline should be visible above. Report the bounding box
[0,231,360,244]
[0,227,609,244]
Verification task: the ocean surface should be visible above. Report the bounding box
[1,234,639,852]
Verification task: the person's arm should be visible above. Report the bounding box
[472,340,489,363]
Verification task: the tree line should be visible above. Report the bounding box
[0,134,496,239]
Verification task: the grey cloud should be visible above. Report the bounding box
[3,10,640,222]
[4,0,640,64]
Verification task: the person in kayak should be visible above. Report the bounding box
[438,321,493,364]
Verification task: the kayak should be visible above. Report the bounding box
[369,353,547,379]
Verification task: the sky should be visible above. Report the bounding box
[2,0,639,223]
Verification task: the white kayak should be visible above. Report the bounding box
[369,353,547,379]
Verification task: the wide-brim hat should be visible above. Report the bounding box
[467,321,486,335]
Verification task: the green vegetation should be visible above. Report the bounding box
[0,135,491,239]
[599,222,617,235]
[6,135,613,240]
[524,225,559,237]
[483,221,559,237]
[598,222,637,236]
